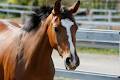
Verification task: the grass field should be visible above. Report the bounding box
[77,47,119,55]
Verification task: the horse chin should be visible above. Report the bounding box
[65,65,76,71]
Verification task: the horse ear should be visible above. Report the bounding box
[52,0,61,15]
[69,0,80,14]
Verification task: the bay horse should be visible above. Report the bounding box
[0,0,80,80]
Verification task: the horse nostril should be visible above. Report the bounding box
[66,57,71,66]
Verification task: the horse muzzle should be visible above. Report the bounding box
[64,55,80,70]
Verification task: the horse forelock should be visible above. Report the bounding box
[60,7,74,21]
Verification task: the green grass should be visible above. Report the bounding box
[77,47,119,55]
[0,13,7,18]
[0,13,20,19]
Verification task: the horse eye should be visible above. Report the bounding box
[54,27,59,32]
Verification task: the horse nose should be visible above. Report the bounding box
[65,57,71,66]
[64,52,80,70]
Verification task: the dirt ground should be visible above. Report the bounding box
[52,50,120,76]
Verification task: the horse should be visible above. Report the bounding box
[0,0,80,80]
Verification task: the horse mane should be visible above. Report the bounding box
[22,6,53,32]
[22,6,74,32]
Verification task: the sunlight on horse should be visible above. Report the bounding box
[0,0,80,80]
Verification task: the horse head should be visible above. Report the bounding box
[47,0,80,70]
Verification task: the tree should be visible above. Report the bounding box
[0,0,7,3]
[7,0,30,5]
[7,0,77,7]
[7,0,18,4]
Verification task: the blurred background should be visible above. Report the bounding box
[0,0,120,80]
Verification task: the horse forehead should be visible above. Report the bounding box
[61,19,74,29]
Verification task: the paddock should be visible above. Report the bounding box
[0,1,120,79]
[55,69,119,80]
[52,49,120,80]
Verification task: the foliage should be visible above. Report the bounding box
[0,13,6,18]
[5,0,119,9]
[7,0,30,5]
[80,0,118,9]
[6,0,77,6]
[32,0,77,6]
[0,0,7,2]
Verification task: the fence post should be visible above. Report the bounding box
[108,10,112,30]
[119,32,120,78]
[118,32,120,62]
[118,32,120,78]
[108,10,112,22]
[88,9,93,21]
[21,12,25,24]
[7,3,10,19]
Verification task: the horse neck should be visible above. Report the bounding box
[23,16,53,70]
[28,33,53,69]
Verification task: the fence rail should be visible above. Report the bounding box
[0,4,39,9]
[0,9,32,14]
[76,21,120,27]
[77,29,119,43]
[76,9,120,22]
[76,28,119,49]
[55,69,119,80]
[0,4,120,23]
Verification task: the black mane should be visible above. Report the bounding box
[22,6,74,32]
[22,6,53,32]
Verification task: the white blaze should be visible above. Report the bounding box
[61,19,76,64]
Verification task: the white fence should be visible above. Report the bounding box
[0,4,120,79]
[76,9,120,22]
[0,4,120,22]
[0,4,120,49]
[0,4,38,9]
[55,69,119,80]
[76,28,120,49]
